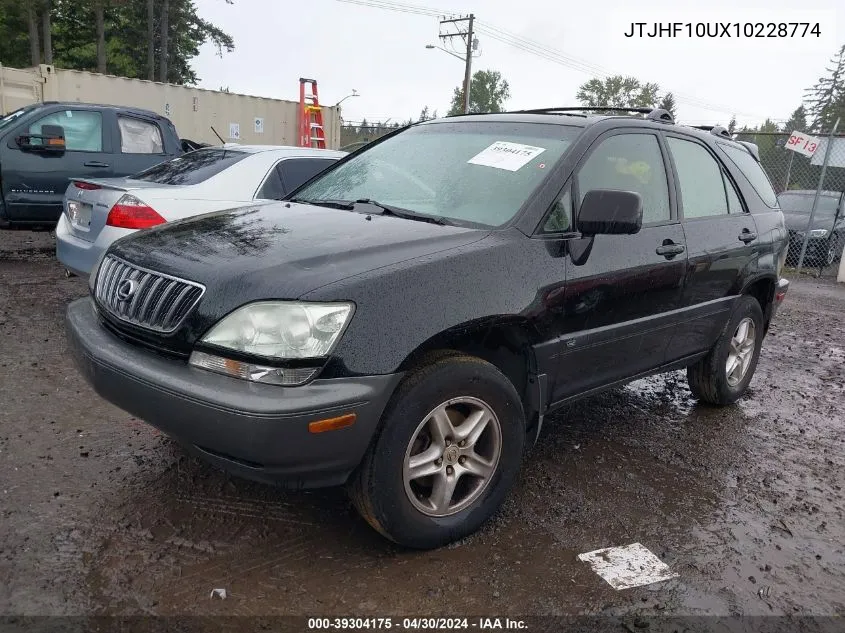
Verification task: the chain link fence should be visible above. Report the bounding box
[735,129,845,279]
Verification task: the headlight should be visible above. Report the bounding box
[189,301,354,386]
[198,301,354,358]
[808,228,828,238]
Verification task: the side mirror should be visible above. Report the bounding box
[16,124,66,152]
[578,189,643,236]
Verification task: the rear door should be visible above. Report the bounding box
[551,130,687,401]
[111,113,172,177]
[663,133,759,360]
[2,107,113,223]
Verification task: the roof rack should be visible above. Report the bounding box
[507,106,675,124]
[510,106,652,115]
[689,124,733,139]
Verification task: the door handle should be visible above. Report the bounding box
[656,242,685,258]
[738,230,757,243]
[84,161,109,168]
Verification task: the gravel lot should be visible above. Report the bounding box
[1,230,843,625]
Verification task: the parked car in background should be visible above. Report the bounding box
[56,145,345,277]
[66,108,789,549]
[777,189,845,267]
[0,101,182,228]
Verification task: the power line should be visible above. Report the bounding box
[334,0,773,120]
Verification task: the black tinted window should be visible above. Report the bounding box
[718,143,778,207]
[279,158,337,192]
[667,137,728,218]
[133,149,248,185]
[577,133,670,223]
[257,165,285,200]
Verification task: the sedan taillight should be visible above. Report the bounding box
[106,194,166,229]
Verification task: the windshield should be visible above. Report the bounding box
[292,121,581,228]
[132,148,248,185]
[0,105,36,132]
[778,193,841,217]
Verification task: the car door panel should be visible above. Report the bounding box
[3,107,113,223]
[662,133,760,361]
[545,130,687,403]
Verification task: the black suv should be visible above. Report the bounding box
[66,107,789,549]
[0,101,181,228]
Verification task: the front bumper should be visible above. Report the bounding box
[55,214,134,277]
[66,298,402,488]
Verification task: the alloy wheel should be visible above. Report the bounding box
[402,396,502,517]
[726,317,756,387]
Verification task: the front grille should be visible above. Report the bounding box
[94,255,205,334]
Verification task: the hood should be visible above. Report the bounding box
[108,201,488,301]
[783,212,838,232]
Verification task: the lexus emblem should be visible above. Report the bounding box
[116,279,137,302]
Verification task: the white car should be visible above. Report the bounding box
[56,145,345,276]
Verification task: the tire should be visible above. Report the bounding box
[687,295,764,406]
[348,354,525,549]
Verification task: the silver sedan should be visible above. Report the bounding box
[56,145,345,277]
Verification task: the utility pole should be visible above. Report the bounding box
[438,14,475,114]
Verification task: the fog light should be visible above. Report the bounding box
[189,351,318,386]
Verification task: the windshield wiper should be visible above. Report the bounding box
[289,197,354,210]
[352,199,448,225]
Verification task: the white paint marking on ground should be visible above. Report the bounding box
[577,542,678,590]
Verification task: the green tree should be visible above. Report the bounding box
[657,92,676,120]
[805,45,845,133]
[576,75,661,111]
[727,115,737,135]
[0,0,234,86]
[448,69,510,116]
[782,105,808,133]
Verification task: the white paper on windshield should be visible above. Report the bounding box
[467,141,546,171]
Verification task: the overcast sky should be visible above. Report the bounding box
[192,0,843,130]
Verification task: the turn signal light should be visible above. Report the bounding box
[106,194,166,229]
[308,413,357,434]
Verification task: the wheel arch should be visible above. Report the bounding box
[740,274,777,331]
[397,315,543,442]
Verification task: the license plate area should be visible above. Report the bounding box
[67,200,93,229]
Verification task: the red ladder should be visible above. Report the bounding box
[298,78,326,149]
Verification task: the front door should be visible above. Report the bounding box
[2,108,112,223]
[662,133,760,360]
[551,130,687,402]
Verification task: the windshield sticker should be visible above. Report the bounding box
[467,141,546,171]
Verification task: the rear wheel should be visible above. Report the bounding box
[348,354,525,549]
[687,295,764,406]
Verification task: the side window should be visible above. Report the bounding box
[666,137,728,219]
[27,110,103,152]
[724,172,745,213]
[542,187,572,233]
[256,165,285,200]
[718,143,778,207]
[278,158,337,193]
[118,117,164,154]
[576,133,670,224]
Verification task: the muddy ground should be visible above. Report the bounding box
[1,231,843,625]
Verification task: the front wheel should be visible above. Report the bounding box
[687,295,764,406]
[348,354,525,549]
